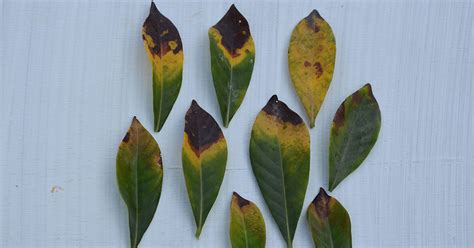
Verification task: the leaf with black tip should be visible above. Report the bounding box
[142,2,183,132]
[307,188,352,248]
[209,4,255,127]
[230,192,266,248]
[249,95,310,248]
[182,100,228,238]
[329,84,381,191]
[288,9,336,128]
[116,117,163,248]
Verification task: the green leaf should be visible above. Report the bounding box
[182,100,228,238]
[329,84,381,191]
[142,2,183,132]
[116,117,163,248]
[249,95,310,248]
[307,188,352,248]
[230,192,266,248]
[288,9,336,128]
[209,4,255,127]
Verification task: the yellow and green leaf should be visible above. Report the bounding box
[288,9,336,128]
[142,2,183,132]
[329,84,381,191]
[182,100,228,238]
[249,95,310,248]
[230,192,266,248]
[209,4,255,127]
[307,188,352,248]
[116,117,163,248]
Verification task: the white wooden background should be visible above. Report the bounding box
[1,0,473,247]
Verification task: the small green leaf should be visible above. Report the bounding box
[116,117,163,248]
[142,2,183,132]
[209,4,255,127]
[249,95,310,248]
[329,84,381,191]
[288,9,336,128]
[182,100,228,238]
[230,192,266,248]
[307,188,352,248]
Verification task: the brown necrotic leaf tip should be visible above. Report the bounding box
[263,95,303,125]
[184,100,223,154]
[213,4,251,56]
[233,192,250,208]
[143,2,183,57]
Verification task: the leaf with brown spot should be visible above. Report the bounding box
[230,192,266,248]
[329,84,381,191]
[307,188,352,248]
[288,9,336,128]
[182,100,228,238]
[142,2,183,132]
[116,117,163,248]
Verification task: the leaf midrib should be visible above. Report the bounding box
[253,133,291,245]
[133,126,140,248]
[239,209,249,247]
[275,140,292,245]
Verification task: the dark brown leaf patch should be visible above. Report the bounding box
[143,2,183,57]
[233,192,250,208]
[333,102,345,129]
[305,9,323,32]
[185,100,223,154]
[213,4,251,55]
[312,188,330,218]
[313,62,323,78]
[263,95,303,125]
[122,132,130,143]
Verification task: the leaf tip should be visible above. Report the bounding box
[227,3,240,15]
[149,1,159,14]
[363,83,376,100]
[263,95,304,126]
[232,192,250,208]
[309,9,322,19]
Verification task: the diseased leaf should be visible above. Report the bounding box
[209,4,255,127]
[307,188,352,248]
[142,2,183,132]
[116,117,163,248]
[230,192,266,248]
[182,100,228,238]
[329,84,381,191]
[249,95,310,248]
[288,10,336,128]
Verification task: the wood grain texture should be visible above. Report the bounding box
[1,0,473,247]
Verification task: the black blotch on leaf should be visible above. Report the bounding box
[262,95,303,125]
[233,192,250,208]
[143,2,183,57]
[304,9,323,32]
[313,187,330,218]
[122,132,130,143]
[213,4,251,55]
[184,100,223,153]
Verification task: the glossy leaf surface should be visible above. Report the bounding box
[329,84,381,191]
[116,117,163,248]
[249,95,310,248]
[143,2,183,132]
[182,101,228,238]
[288,10,336,128]
[230,192,266,248]
[307,188,351,248]
[209,4,255,127]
